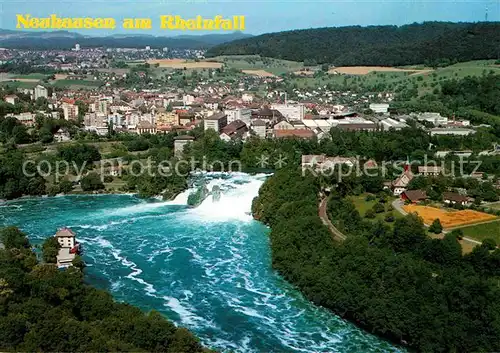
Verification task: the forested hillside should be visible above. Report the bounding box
[0,30,252,50]
[252,167,500,352]
[207,22,500,66]
[0,226,211,352]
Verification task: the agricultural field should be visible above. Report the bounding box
[485,201,500,211]
[50,79,104,89]
[328,66,432,75]
[9,73,49,80]
[146,59,223,69]
[241,69,276,78]
[149,66,213,80]
[457,220,500,244]
[0,80,39,89]
[213,55,304,75]
[288,60,500,94]
[403,204,497,228]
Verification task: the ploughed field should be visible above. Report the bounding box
[403,205,497,228]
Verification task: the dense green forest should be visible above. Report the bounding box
[252,167,500,352]
[0,226,210,352]
[207,22,500,66]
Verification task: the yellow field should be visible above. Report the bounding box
[241,69,277,77]
[403,205,497,228]
[146,59,222,69]
[328,66,432,75]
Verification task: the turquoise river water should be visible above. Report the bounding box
[0,172,400,353]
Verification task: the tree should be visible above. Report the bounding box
[58,180,74,194]
[384,213,395,222]
[365,209,376,219]
[57,144,101,166]
[449,229,463,240]
[80,173,104,192]
[389,214,427,252]
[482,238,497,250]
[0,227,29,249]
[429,218,443,234]
[42,237,60,263]
[372,202,385,213]
[72,255,85,269]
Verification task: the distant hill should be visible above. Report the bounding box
[0,30,252,49]
[206,22,500,66]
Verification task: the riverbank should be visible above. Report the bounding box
[251,167,500,352]
[251,169,407,349]
[0,226,212,352]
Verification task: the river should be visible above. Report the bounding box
[0,172,399,352]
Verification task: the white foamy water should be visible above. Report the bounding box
[184,172,269,222]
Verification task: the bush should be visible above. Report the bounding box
[449,229,463,240]
[58,180,74,193]
[125,139,150,152]
[372,202,385,213]
[72,255,86,269]
[365,209,376,219]
[103,175,114,183]
[365,194,376,202]
[42,237,60,263]
[47,185,60,196]
[429,218,443,234]
[57,144,101,166]
[81,173,104,191]
[0,227,29,249]
[384,213,395,222]
[482,238,497,250]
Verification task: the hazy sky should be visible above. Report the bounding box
[0,0,499,35]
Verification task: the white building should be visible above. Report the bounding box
[430,128,475,136]
[204,112,227,132]
[97,99,108,114]
[369,103,389,114]
[4,95,18,105]
[416,112,448,126]
[34,85,48,100]
[270,103,305,121]
[55,228,78,269]
[241,93,254,103]
[183,94,195,106]
[174,135,195,157]
[84,112,107,128]
[380,118,408,131]
[224,108,251,125]
[54,128,71,142]
[62,102,79,121]
[251,119,267,138]
[107,113,124,127]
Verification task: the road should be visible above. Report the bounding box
[318,197,346,241]
[391,199,408,216]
